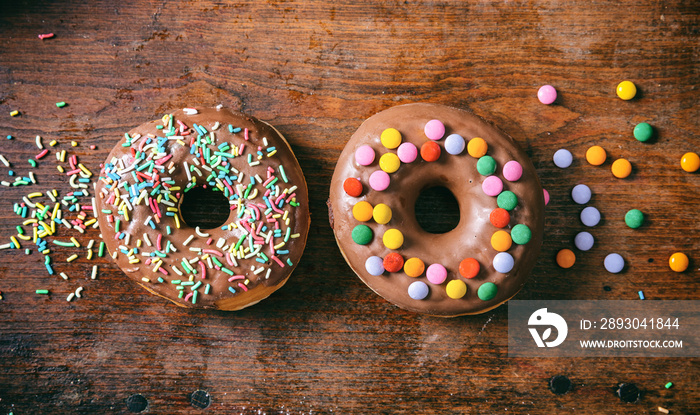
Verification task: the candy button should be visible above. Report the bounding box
[351,225,373,245]
[543,188,550,206]
[571,184,592,204]
[503,160,523,181]
[382,228,404,250]
[489,208,511,228]
[445,279,467,299]
[497,191,518,211]
[681,152,700,173]
[537,85,557,105]
[444,134,466,155]
[616,80,637,100]
[556,249,576,268]
[574,231,594,251]
[352,201,373,222]
[553,149,573,168]
[604,253,625,273]
[476,155,497,176]
[404,257,425,277]
[586,145,607,166]
[383,253,404,273]
[355,145,375,166]
[580,206,601,227]
[491,230,512,252]
[372,203,392,224]
[424,119,445,140]
[612,158,632,178]
[397,142,418,163]
[625,209,644,229]
[365,256,385,276]
[633,122,654,142]
[493,252,514,273]
[408,281,430,300]
[343,177,363,197]
[426,263,447,284]
[369,170,391,191]
[380,128,402,149]
[379,153,401,173]
[477,282,498,301]
[669,252,689,272]
[511,224,531,245]
[481,176,503,196]
[467,137,488,158]
[420,141,441,162]
[459,258,480,279]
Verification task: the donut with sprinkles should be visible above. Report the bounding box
[328,103,544,316]
[95,107,310,310]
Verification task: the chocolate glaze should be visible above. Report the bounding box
[96,107,309,310]
[328,103,544,316]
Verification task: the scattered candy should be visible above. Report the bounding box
[352,201,373,222]
[408,281,429,300]
[397,142,418,163]
[580,206,601,227]
[511,224,531,245]
[553,149,573,168]
[426,263,447,284]
[404,257,425,277]
[481,175,503,196]
[444,134,465,155]
[365,256,385,276]
[424,119,445,140]
[604,253,625,273]
[493,252,514,273]
[382,228,404,250]
[467,137,488,158]
[556,249,576,268]
[351,225,373,245]
[669,252,689,272]
[372,203,392,224]
[445,279,467,299]
[380,128,402,149]
[383,253,404,273]
[420,141,441,162]
[502,160,523,181]
[537,84,557,105]
[633,122,654,142]
[574,232,595,251]
[379,153,401,173]
[571,184,592,205]
[477,282,497,301]
[459,258,480,279]
[343,177,363,197]
[355,145,375,166]
[611,158,632,178]
[368,170,390,191]
[616,80,637,100]
[476,155,497,176]
[681,152,700,173]
[586,145,607,166]
[624,209,644,229]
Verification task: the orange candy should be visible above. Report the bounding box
[383,253,404,273]
[586,146,607,166]
[611,158,632,178]
[343,178,363,197]
[404,257,425,277]
[420,141,441,162]
[556,249,576,268]
[459,258,480,279]
[490,208,511,228]
[491,230,513,252]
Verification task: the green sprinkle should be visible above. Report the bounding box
[171,279,182,285]
[191,281,202,291]
[221,267,234,276]
[25,248,31,255]
[204,284,211,295]
[53,240,75,247]
[28,159,37,167]
[35,289,49,295]
[192,290,198,304]
[55,101,66,108]
[178,290,184,298]
[166,225,172,235]
[115,219,120,233]
[279,165,288,183]
[665,382,673,389]
[98,241,105,257]
[16,226,24,235]
[181,281,194,286]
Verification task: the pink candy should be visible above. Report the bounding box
[397,142,418,163]
[355,145,375,166]
[503,160,523,181]
[424,119,445,141]
[538,85,557,105]
[426,263,447,284]
[369,170,391,191]
[543,188,550,205]
[482,176,503,196]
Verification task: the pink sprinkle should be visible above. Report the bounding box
[368,170,390,191]
[199,261,206,279]
[482,176,504,197]
[426,263,447,284]
[271,255,285,267]
[285,193,296,203]
[155,154,172,166]
[35,149,49,160]
[38,33,54,40]
[226,252,235,266]
[145,258,152,266]
[65,169,81,176]
[238,282,249,292]
[244,128,249,141]
[262,176,275,186]
[158,267,168,275]
[424,119,446,140]
[184,292,193,302]
[228,275,245,282]
[202,249,223,257]
[156,234,162,251]
[206,237,213,245]
[503,160,523,182]
[355,145,375,166]
[397,142,418,163]
[89,145,96,150]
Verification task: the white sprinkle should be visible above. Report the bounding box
[75,286,83,298]
[36,135,43,149]
[216,238,226,248]
[212,121,220,131]
[183,235,194,246]
[265,268,271,280]
[60,272,69,280]
[216,104,223,110]
[195,227,209,237]
[183,108,198,115]
[171,265,183,276]
[91,265,98,280]
[0,155,10,167]
[28,172,36,184]
[143,233,152,247]
[66,293,75,302]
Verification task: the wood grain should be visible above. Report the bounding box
[0,0,698,413]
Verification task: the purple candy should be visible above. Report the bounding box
[444,134,465,155]
[408,281,430,300]
[365,256,385,276]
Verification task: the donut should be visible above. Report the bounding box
[95,107,309,310]
[328,103,544,316]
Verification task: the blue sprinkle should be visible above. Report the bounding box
[118,233,126,240]
[276,250,289,255]
[233,127,242,133]
[638,291,645,300]
[46,264,54,275]
[148,220,156,229]
[228,286,237,294]
[7,135,13,140]
[286,258,293,266]
[255,258,266,263]
[8,170,14,176]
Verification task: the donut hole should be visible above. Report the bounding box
[414,186,460,234]
[179,186,231,230]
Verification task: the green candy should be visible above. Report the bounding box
[477,282,498,301]
[497,191,518,211]
[511,224,531,244]
[351,225,373,245]
[476,155,497,176]
[625,209,644,229]
[633,122,653,142]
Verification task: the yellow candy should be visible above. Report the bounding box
[379,153,401,174]
[669,252,689,272]
[404,257,425,277]
[681,152,700,173]
[586,145,607,166]
[611,158,632,178]
[372,203,392,224]
[352,201,373,222]
[467,137,488,158]
[383,228,404,250]
[616,80,637,100]
[490,230,513,252]
[446,279,467,299]
[380,128,402,149]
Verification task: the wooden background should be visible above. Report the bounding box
[1,0,698,413]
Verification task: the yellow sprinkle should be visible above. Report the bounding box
[35,202,46,211]
[16,234,31,241]
[176,139,186,146]
[122,207,129,222]
[52,189,58,197]
[78,163,92,176]
[189,275,194,282]
[87,249,93,260]
[142,277,150,283]
[23,219,38,226]
[49,140,58,146]
[59,150,66,162]
[51,203,60,220]
[38,231,49,239]
[70,237,80,247]
[71,141,78,147]
[267,150,277,157]
[27,192,43,198]
[39,220,52,234]
[57,165,65,173]
[136,239,142,248]
[84,218,96,227]
[10,110,19,117]
[274,242,286,249]
[66,254,78,262]
[129,259,140,264]
[169,186,181,191]
[33,227,38,243]
[174,215,180,229]
[51,221,56,234]
[41,249,50,255]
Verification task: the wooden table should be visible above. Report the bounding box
[1,1,698,413]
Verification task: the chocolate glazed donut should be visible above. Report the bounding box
[95,107,309,310]
[328,103,544,316]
